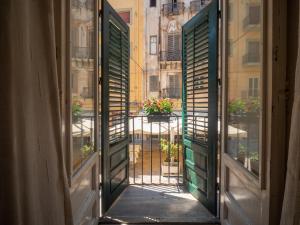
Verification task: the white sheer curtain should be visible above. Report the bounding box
[280,4,300,225]
[0,1,72,225]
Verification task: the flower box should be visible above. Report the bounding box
[147,112,170,123]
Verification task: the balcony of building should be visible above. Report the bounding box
[162,2,185,17]
[243,52,260,65]
[190,0,210,14]
[160,50,182,61]
[161,87,181,99]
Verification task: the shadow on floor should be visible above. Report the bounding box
[99,185,219,224]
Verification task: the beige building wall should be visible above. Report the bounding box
[108,0,145,113]
[228,0,261,101]
[145,0,210,111]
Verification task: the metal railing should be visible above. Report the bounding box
[72,47,94,59]
[162,2,185,16]
[72,0,94,10]
[190,0,210,14]
[162,88,181,99]
[160,50,182,61]
[129,115,183,185]
[243,16,260,28]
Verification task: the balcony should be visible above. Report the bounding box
[72,46,94,59]
[161,88,181,99]
[190,0,210,14]
[129,115,183,184]
[243,16,260,29]
[160,50,182,61]
[162,2,185,16]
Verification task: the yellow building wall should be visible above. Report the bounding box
[108,0,144,113]
[228,0,261,102]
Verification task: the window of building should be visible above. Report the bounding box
[167,33,181,60]
[150,35,157,55]
[247,40,260,63]
[149,75,159,92]
[118,11,131,24]
[248,77,259,97]
[168,74,180,98]
[150,0,156,7]
[248,5,260,25]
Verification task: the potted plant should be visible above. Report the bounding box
[143,98,173,123]
[228,99,246,123]
[160,138,181,176]
[72,98,83,123]
[80,143,94,158]
[237,144,246,166]
[249,152,259,176]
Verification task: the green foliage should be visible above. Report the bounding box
[160,138,181,161]
[80,143,94,158]
[72,99,83,118]
[238,144,246,154]
[143,98,173,115]
[229,98,261,114]
[246,97,260,113]
[249,152,259,161]
[228,99,246,114]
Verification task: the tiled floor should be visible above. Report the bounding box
[100,185,218,224]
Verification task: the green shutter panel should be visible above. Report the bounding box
[182,0,218,215]
[101,0,130,213]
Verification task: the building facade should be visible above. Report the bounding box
[108,0,145,113]
[144,0,210,111]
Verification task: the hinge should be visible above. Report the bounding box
[218,10,222,19]
[99,76,102,85]
[99,9,102,17]
[218,78,222,86]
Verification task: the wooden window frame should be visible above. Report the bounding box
[222,0,267,188]
[66,0,100,183]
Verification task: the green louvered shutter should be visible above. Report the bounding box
[182,0,218,215]
[101,0,130,213]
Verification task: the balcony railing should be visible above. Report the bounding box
[243,16,260,28]
[190,0,210,14]
[72,0,94,10]
[129,115,183,185]
[162,2,185,16]
[160,50,182,61]
[162,88,181,99]
[72,47,94,59]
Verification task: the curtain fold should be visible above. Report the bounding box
[0,1,73,225]
[280,3,300,225]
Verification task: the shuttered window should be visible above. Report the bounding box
[248,77,259,97]
[248,5,260,25]
[168,74,180,98]
[167,33,181,60]
[247,40,260,63]
[149,75,159,92]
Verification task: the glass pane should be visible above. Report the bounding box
[226,0,262,177]
[71,0,95,171]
